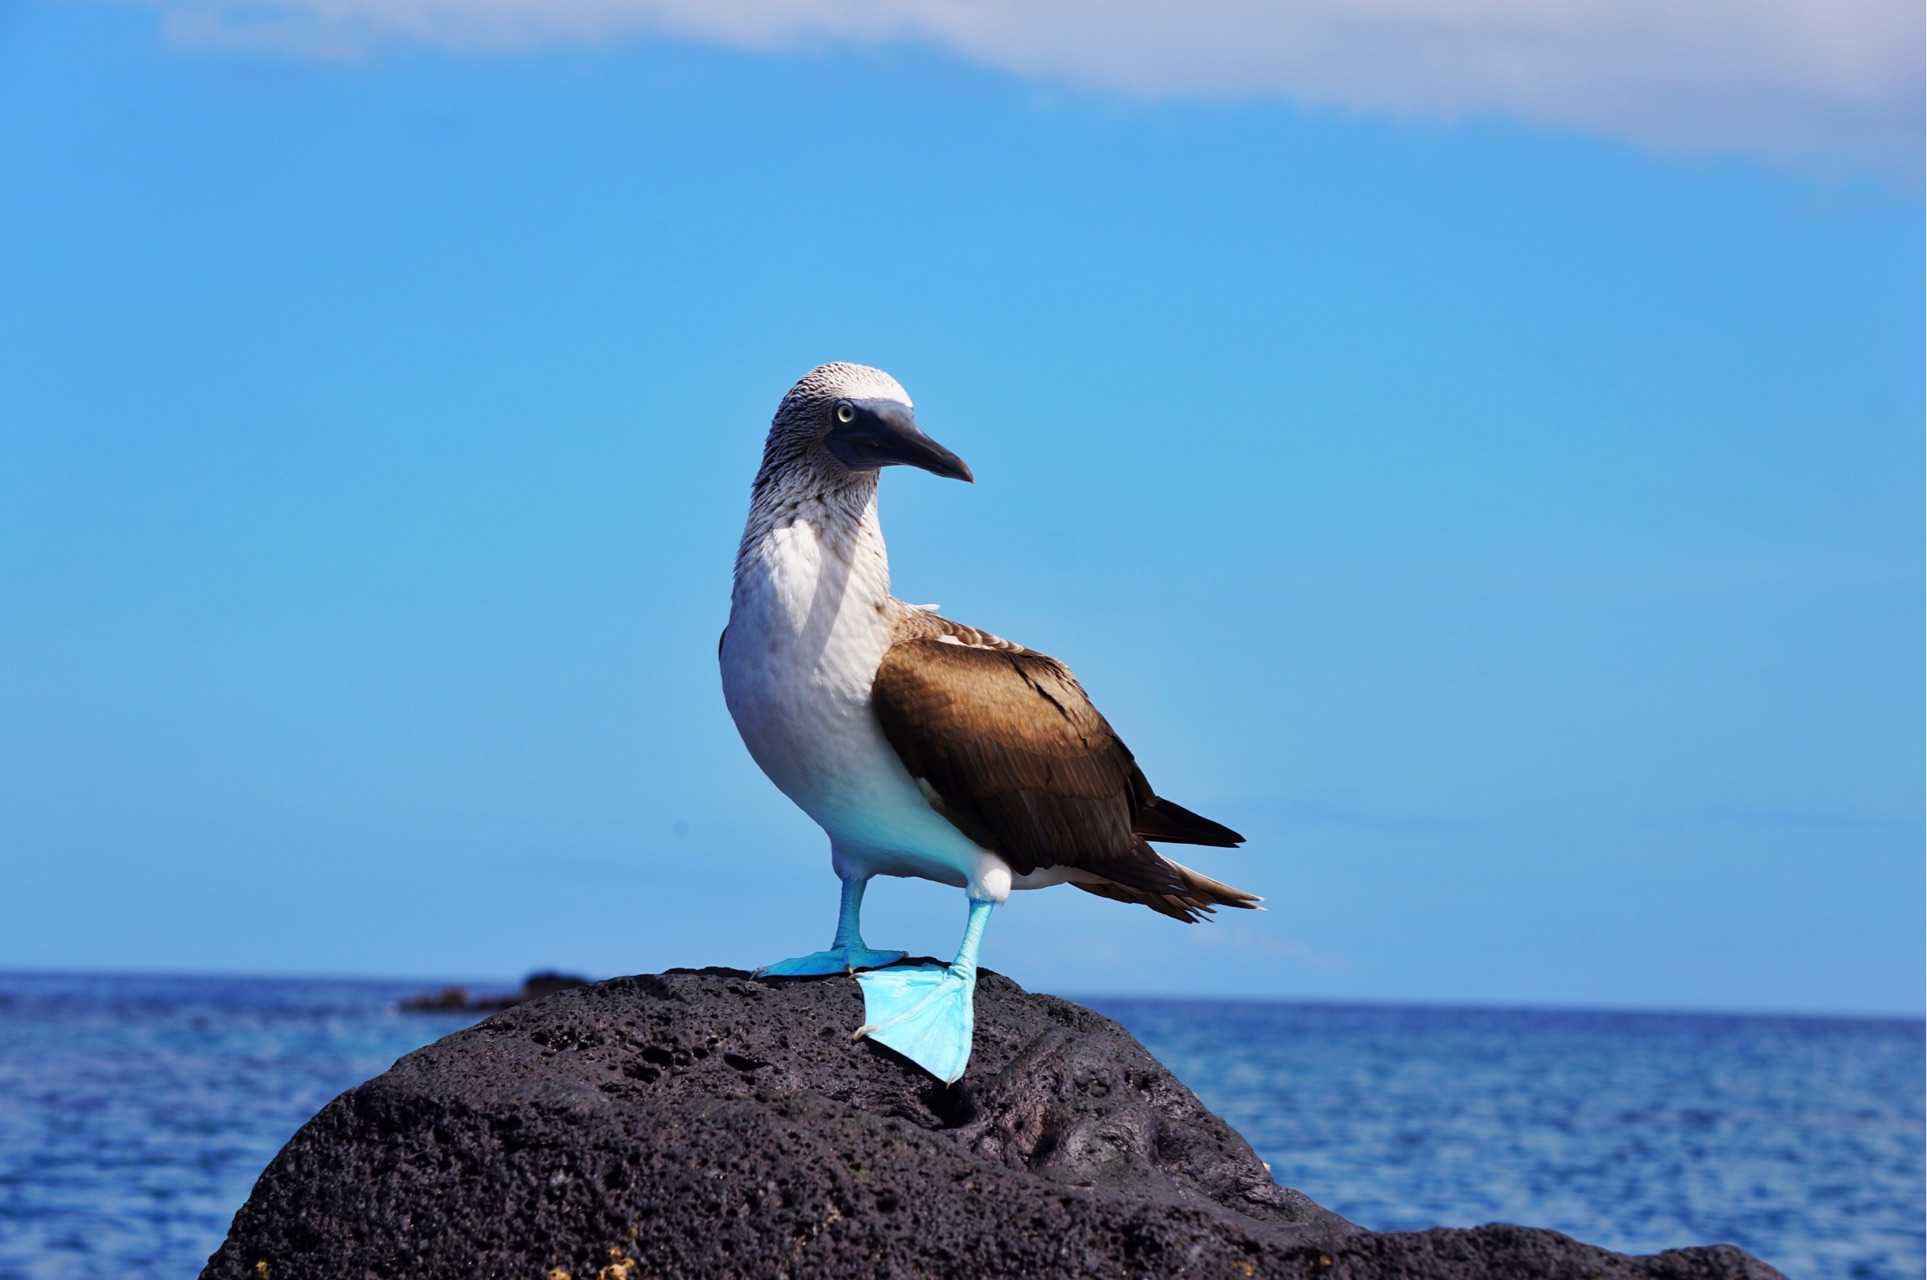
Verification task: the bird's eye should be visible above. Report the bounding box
[834,400,856,425]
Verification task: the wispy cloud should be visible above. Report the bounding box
[141,0,1922,175]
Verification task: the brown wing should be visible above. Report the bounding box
[870,631,1200,901]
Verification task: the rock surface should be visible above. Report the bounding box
[202,968,1785,1279]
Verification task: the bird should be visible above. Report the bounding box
[719,362,1259,1083]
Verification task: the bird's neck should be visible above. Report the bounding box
[733,466,892,617]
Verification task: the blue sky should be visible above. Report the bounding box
[2,0,1920,1014]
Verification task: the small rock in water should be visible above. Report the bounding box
[397,969,589,1013]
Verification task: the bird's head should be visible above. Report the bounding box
[762,362,973,487]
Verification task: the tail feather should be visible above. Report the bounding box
[1134,796,1244,848]
[1075,854,1262,924]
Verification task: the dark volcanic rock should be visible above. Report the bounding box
[202,969,1784,1280]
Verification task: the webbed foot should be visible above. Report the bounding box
[852,961,977,1083]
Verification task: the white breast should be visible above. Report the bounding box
[720,511,988,886]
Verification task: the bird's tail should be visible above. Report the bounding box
[1074,854,1262,924]
[1133,796,1245,847]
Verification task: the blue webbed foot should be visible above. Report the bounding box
[757,945,908,978]
[853,961,977,1083]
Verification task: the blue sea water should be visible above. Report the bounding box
[0,973,1918,1280]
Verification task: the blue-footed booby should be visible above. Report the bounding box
[720,362,1258,1083]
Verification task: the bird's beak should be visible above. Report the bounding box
[827,399,974,483]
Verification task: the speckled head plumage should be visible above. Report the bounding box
[755,362,971,496]
[781,362,915,417]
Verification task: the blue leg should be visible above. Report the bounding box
[757,876,907,977]
[853,897,993,1084]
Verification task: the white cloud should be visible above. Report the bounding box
[148,0,1922,175]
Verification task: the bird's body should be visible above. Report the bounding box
[721,362,1257,1082]
[722,493,1020,896]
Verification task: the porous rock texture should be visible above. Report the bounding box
[201,968,1784,1279]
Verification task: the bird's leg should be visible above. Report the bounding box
[757,875,908,977]
[852,897,994,1084]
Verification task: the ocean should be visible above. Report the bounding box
[0,972,1918,1280]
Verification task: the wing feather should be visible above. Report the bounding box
[871,630,1192,900]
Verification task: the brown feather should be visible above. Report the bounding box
[869,611,1258,916]
[1073,858,1262,922]
[1133,796,1245,847]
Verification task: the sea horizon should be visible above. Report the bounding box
[3,963,1918,1025]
